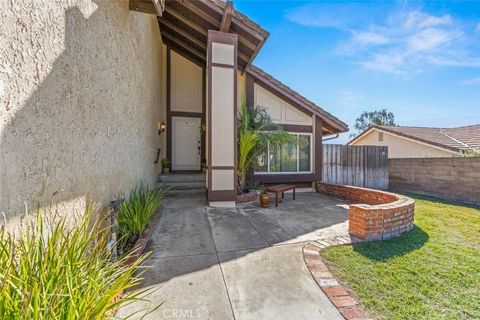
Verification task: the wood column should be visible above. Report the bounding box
[206,30,238,207]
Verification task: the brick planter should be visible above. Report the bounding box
[112,207,162,312]
[236,190,258,203]
[316,183,415,241]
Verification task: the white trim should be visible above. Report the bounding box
[349,127,459,155]
[254,132,313,174]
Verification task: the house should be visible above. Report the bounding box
[1,0,347,219]
[348,125,480,158]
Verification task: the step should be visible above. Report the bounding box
[167,189,206,198]
[162,181,206,191]
[158,173,206,183]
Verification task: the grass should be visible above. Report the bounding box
[0,203,149,319]
[117,184,169,253]
[321,194,480,320]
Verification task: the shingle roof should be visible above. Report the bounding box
[352,124,480,152]
[246,65,349,133]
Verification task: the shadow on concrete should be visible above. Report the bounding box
[138,192,350,287]
[352,225,429,262]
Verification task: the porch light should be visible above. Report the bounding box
[158,121,166,135]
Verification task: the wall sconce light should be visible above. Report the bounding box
[158,121,166,135]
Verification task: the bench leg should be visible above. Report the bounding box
[282,192,284,199]
[276,193,279,207]
[293,188,296,200]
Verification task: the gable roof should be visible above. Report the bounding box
[155,0,269,70]
[246,65,349,134]
[349,124,480,153]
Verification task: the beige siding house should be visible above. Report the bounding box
[1,0,347,220]
[348,125,480,158]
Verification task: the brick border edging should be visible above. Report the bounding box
[303,237,372,320]
[112,207,162,313]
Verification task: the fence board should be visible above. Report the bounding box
[322,144,388,190]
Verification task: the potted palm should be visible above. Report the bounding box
[161,158,170,174]
[259,186,270,208]
[237,98,293,198]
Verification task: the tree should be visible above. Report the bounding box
[351,109,396,138]
[237,99,293,193]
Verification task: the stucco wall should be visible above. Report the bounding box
[351,129,454,158]
[0,1,164,223]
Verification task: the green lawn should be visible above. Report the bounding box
[321,194,480,320]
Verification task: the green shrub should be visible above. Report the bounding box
[0,203,149,319]
[117,184,169,253]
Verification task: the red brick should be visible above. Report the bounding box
[340,306,366,320]
[323,286,349,297]
[331,295,357,308]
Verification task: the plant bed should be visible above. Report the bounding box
[236,189,258,203]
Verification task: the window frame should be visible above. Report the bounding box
[254,132,313,175]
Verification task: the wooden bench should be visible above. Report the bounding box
[266,184,296,207]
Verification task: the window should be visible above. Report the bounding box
[378,132,384,142]
[254,133,312,174]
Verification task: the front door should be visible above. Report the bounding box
[172,116,201,171]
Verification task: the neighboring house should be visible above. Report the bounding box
[348,125,480,158]
[1,0,347,218]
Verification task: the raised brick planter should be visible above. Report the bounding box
[236,190,258,203]
[316,183,415,241]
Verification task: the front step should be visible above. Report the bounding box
[158,173,206,198]
[163,181,205,191]
[158,173,206,183]
[167,189,206,198]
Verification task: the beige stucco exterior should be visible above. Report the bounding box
[0,1,164,222]
[254,84,312,125]
[350,128,456,158]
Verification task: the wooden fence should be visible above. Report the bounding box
[322,144,388,190]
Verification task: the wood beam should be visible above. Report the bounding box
[220,1,233,33]
[161,31,206,62]
[159,19,206,50]
[152,0,164,16]
[163,38,205,68]
[175,0,220,28]
[130,0,164,16]
[163,7,208,37]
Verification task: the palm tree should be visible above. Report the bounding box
[237,99,293,193]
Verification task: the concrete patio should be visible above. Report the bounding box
[118,192,350,320]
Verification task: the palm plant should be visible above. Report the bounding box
[237,99,293,193]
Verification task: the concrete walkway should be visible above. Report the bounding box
[118,192,349,320]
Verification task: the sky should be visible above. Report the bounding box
[234,0,480,144]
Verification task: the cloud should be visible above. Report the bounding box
[406,28,459,52]
[352,31,391,45]
[461,77,480,85]
[404,11,452,29]
[284,3,384,30]
[287,3,480,75]
[349,11,478,74]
